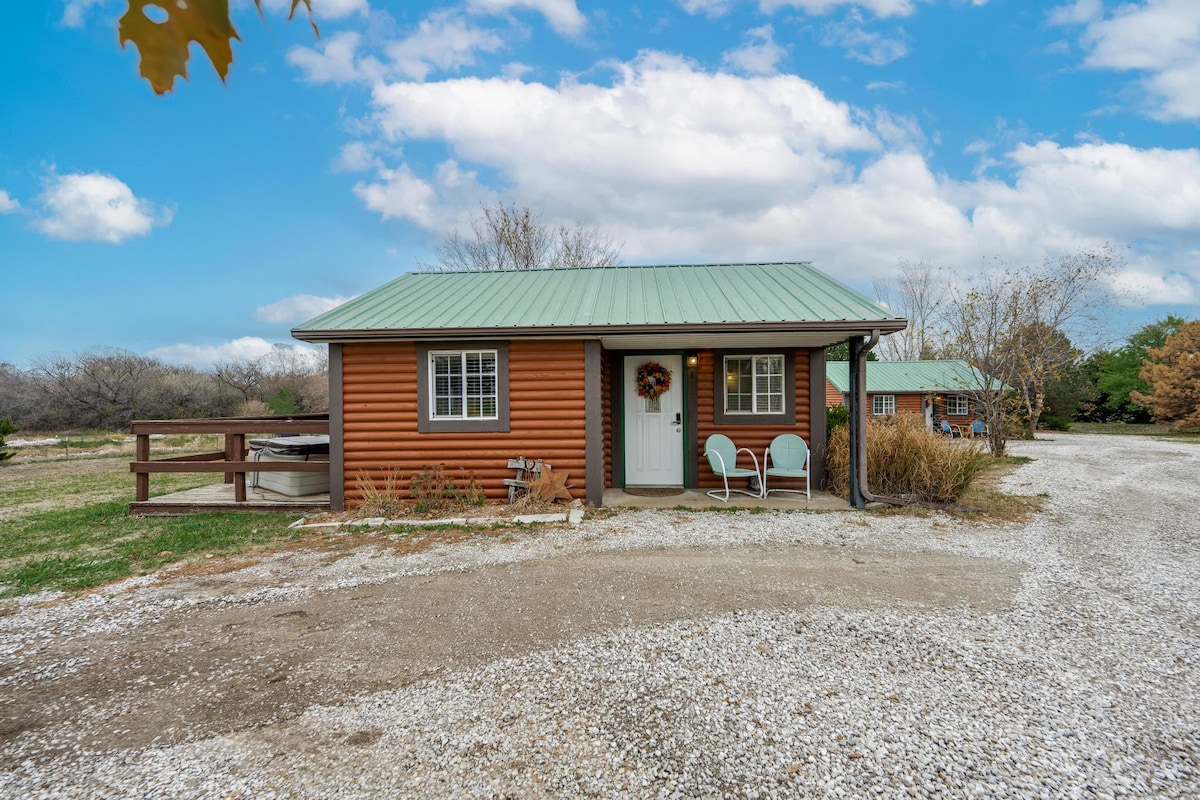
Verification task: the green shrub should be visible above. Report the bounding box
[1039,415,1072,432]
[825,413,991,504]
[0,417,17,463]
[826,404,850,432]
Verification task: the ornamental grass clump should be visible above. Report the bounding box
[825,413,992,505]
[355,465,487,517]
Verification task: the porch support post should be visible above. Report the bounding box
[584,340,604,508]
[808,349,827,489]
[684,353,699,489]
[848,337,867,509]
[328,343,345,511]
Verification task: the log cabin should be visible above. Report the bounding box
[292,262,906,510]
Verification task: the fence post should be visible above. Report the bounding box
[135,434,150,502]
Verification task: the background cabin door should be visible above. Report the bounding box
[624,355,684,486]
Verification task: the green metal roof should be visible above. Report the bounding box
[292,262,905,342]
[825,360,994,393]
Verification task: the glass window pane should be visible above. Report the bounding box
[725,357,753,413]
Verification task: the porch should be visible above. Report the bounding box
[603,487,849,511]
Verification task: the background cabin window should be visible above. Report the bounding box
[872,394,896,415]
[724,355,784,414]
[945,394,969,416]
[431,350,498,419]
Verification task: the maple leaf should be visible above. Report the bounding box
[119,0,317,95]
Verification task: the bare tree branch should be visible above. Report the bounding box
[424,201,623,271]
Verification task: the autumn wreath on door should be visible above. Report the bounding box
[635,362,672,401]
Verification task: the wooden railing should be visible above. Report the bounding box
[130,414,330,503]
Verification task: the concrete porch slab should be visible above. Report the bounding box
[602,488,849,511]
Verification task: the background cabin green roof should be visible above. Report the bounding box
[825,360,996,393]
[293,262,903,341]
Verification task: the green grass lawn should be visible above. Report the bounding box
[1067,422,1200,442]
[0,445,300,599]
[0,502,299,597]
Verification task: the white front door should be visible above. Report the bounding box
[624,355,684,486]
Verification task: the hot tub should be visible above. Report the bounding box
[248,435,330,496]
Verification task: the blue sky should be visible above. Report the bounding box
[2,0,1198,369]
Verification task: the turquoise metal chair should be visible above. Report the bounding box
[970,419,987,437]
[703,434,762,501]
[763,434,810,501]
[939,419,962,438]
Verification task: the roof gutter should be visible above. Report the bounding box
[292,318,907,344]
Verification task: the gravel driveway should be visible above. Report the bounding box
[2,434,1197,798]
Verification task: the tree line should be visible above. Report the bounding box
[0,346,328,433]
[871,250,1198,454]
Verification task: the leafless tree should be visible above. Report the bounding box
[214,358,267,402]
[425,201,622,271]
[873,260,948,361]
[942,247,1119,452]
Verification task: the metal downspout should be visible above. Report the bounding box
[851,329,899,509]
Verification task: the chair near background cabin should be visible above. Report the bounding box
[703,434,763,501]
[939,419,963,438]
[970,419,987,437]
[763,433,810,501]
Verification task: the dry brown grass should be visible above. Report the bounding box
[826,414,994,505]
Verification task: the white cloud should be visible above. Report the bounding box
[762,0,916,18]
[255,294,354,324]
[972,141,1200,240]
[865,80,905,92]
[1047,0,1102,26]
[677,0,738,18]
[821,13,910,65]
[334,141,382,172]
[288,31,375,85]
[386,11,507,81]
[1111,267,1199,305]
[354,164,443,228]
[148,337,324,370]
[339,50,1200,307]
[33,172,172,244]
[258,0,369,20]
[723,25,787,76]
[466,0,587,37]
[1058,0,1200,120]
[289,12,506,84]
[502,62,535,79]
[60,0,105,28]
[361,52,878,228]
[0,190,20,214]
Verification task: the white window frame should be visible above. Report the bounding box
[429,349,499,421]
[872,394,896,416]
[945,394,969,416]
[723,354,785,415]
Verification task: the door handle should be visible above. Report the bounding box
[673,412,682,425]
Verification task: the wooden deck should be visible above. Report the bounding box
[130,483,330,516]
[129,414,331,515]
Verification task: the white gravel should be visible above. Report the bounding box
[2,433,1198,798]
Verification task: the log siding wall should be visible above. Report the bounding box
[697,349,812,490]
[825,380,844,407]
[601,351,613,489]
[341,340,587,505]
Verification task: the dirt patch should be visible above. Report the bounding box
[0,542,1019,767]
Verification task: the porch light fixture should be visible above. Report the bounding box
[686,353,698,367]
